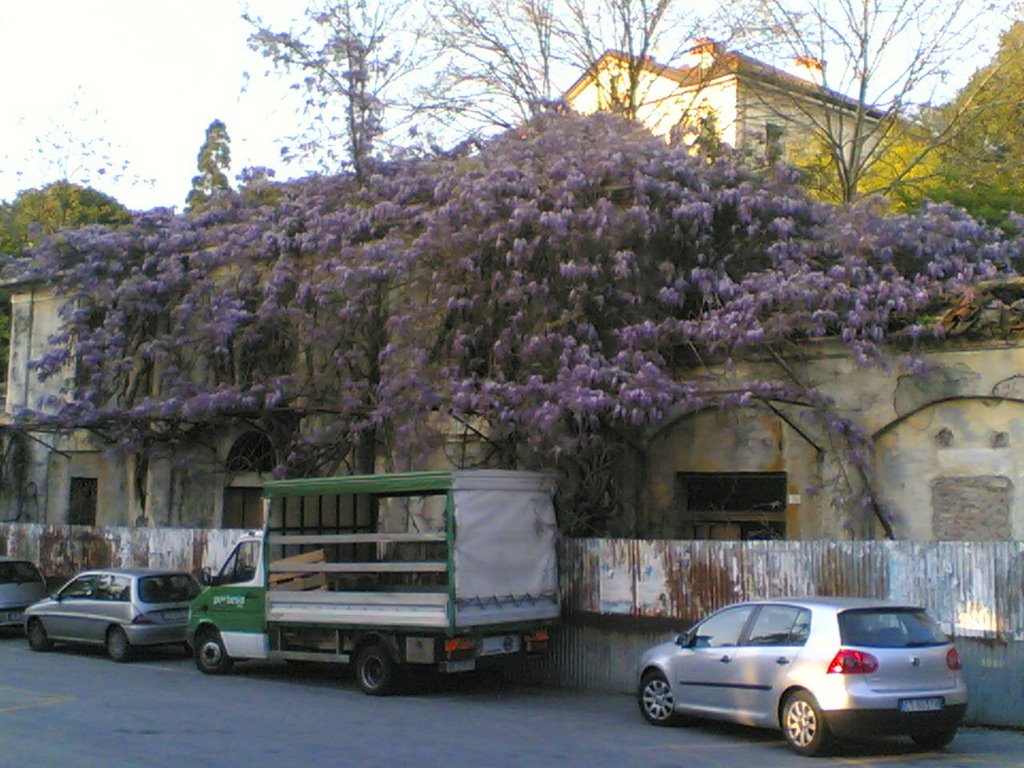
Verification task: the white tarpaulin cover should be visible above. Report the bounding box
[451,471,558,602]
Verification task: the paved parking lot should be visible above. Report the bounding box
[1,629,1024,768]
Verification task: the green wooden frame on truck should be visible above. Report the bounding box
[188,470,559,694]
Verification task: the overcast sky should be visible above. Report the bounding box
[0,0,311,211]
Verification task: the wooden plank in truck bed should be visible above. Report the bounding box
[269,549,328,591]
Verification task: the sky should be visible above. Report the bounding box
[0,0,312,211]
[0,1,1012,213]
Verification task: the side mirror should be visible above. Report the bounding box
[675,630,692,647]
[199,567,217,587]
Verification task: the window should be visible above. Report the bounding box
[692,605,755,648]
[218,540,260,585]
[68,477,98,526]
[138,574,201,603]
[839,609,949,648]
[60,575,99,599]
[677,472,787,540]
[0,561,42,585]
[747,605,811,646]
[94,573,132,602]
[224,487,263,529]
[765,123,786,164]
[226,432,275,473]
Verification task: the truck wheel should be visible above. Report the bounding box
[106,626,132,662]
[194,629,233,675]
[355,644,400,696]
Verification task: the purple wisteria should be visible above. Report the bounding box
[6,113,1022,532]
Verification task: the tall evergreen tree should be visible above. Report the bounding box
[186,119,232,210]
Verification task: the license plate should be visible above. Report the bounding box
[162,609,188,621]
[899,697,944,713]
[1,610,22,624]
[480,634,521,656]
[442,659,476,673]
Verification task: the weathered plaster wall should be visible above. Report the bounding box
[647,341,1024,540]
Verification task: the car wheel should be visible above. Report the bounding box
[355,644,399,696]
[782,690,833,757]
[638,670,683,726]
[106,626,132,663]
[911,726,958,750]
[194,629,233,675]
[26,619,51,652]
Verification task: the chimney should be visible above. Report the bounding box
[794,55,825,86]
[684,37,720,70]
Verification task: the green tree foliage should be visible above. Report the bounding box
[921,22,1024,229]
[0,181,131,256]
[186,120,232,211]
[729,0,1016,204]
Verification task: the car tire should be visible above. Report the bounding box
[26,619,51,652]
[782,690,833,757]
[106,626,132,663]
[355,644,400,696]
[911,726,958,750]
[638,670,683,726]
[194,628,233,675]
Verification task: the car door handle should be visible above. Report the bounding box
[719,655,731,663]
[776,657,790,665]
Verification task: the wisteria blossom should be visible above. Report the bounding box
[6,113,1022,533]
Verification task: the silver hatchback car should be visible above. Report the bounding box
[637,597,967,756]
[0,559,48,628]
[25,568,201,662]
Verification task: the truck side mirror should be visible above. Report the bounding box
[199,567,217,587]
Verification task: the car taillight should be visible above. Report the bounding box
[946,647,962,670]
[132,613,156,625]
[827,649,879,674]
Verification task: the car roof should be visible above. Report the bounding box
[76,568,193,578]
[741,596,925,611]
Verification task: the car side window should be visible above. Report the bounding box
[94,574,132,602]
[692,606,755,648]
[747,605,812,646]
[61,575,98,599]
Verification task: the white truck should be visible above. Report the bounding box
[187,470,560,694]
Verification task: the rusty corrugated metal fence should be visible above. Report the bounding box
[535,538,1024,727]
[0,522,246,585]
[3,525,1022,726]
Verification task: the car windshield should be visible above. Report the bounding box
[839,608,949,647]
[138,574,201,603]
[0,561,42,584]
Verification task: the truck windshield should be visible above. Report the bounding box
[218,541,260,585]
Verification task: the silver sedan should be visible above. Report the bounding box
[24,568,200,662]
[637,597,968,756]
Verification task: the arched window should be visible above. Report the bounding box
[225,432,275,473]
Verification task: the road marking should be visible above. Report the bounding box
[130,663,187,673]
[0,685,72,714]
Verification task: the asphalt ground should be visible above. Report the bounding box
[1,627,1023,768]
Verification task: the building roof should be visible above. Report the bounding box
[564,46,888,121]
